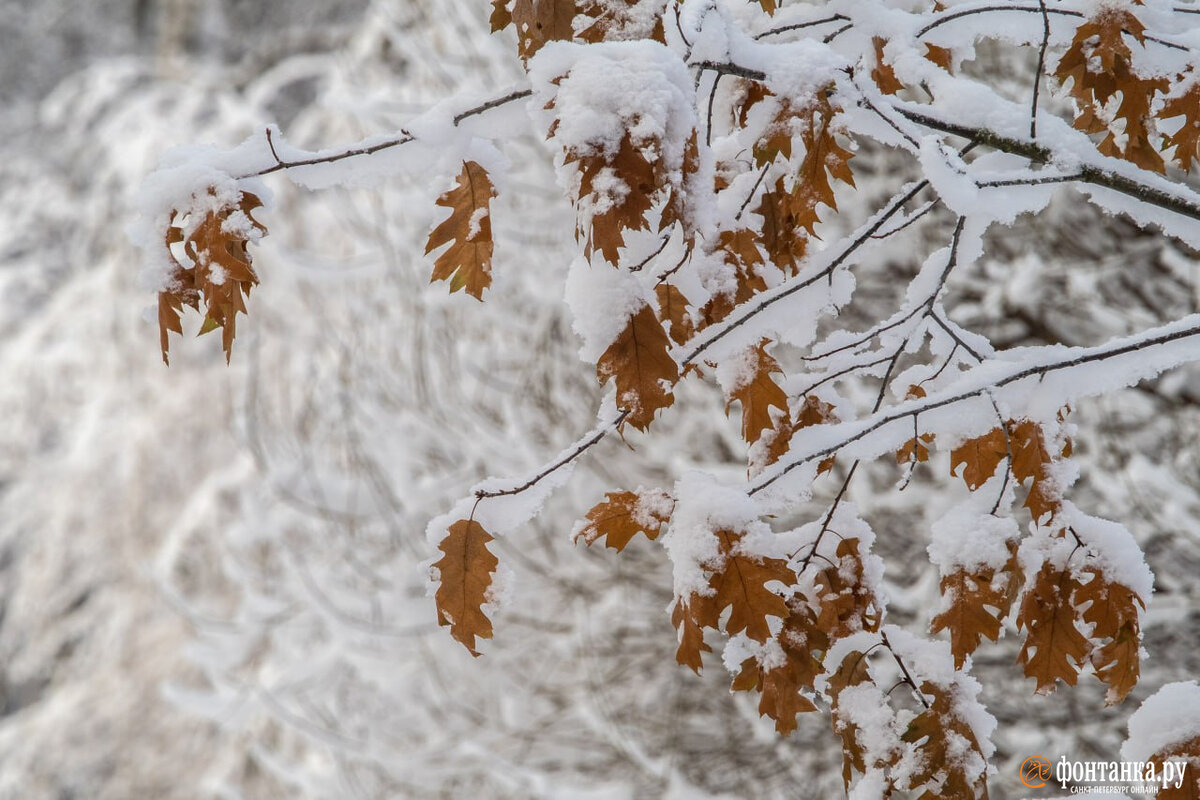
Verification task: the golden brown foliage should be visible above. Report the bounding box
[575,489,673,551]
[597,304,679,431]
[931,543,1021,669]
[1054,5,1167,172]
[425,161,497,301]
[433,520,500,657]
[159,190,266,365]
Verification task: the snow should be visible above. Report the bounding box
[564,256,648,362]
[529,40,696,169]
[1058,502,1155,600]
[1121,681,1200,763]
[927,480,1020,574]
[662,471,763,599]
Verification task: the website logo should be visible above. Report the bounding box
[1021,756,1053,789]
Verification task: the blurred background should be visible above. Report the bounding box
[0,1,1198,798]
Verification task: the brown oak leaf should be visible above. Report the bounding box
[597,304,679,431]
[1054,7,1167,173]
[160,189,266,365]
[575,489,674,551]
[1016,562,1090,693]
[425,161,497,301]
[432,519,500,657]
[900,680,991,799]
[731,601,827,734]
[726,340,790,446]
[1160,75,1200,172]
[931,542,1021,668]
[951,427,1009,491]
[1076,567,1145,705]
[510,0,576,60]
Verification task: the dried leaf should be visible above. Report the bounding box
[425,161,497,301]
[897,432,936,465]
[796,394,838,474]
[569,134,657,265]
[900,681,991,799]
[1017,562,1090,693]
[726,341,789,445]
[703,529,795,643]
[160,189,266,365]
[755,177,809,275]
[812,538,883,639]
[872,37,905,95]
[700,229,769,327]
[1160,75,1200,171]
[732,601,826,734]
[575,489,673,551]
[576,0,667,43]
[826,649,880,790]
[432,519,499,657]
[931,543,1021,668]
[1150,738,1200,800]
[1077,567,1144,704]
[1009,420,1062,525]
[597,304,679,431]
[791,95,856,236]
[672,599,712,673]
[490,0,513,31]
[511,0,576,60]
[655,283,695,346]
[1054,7,1167,173]
[925,43,954,71]
[951,427,1009,491]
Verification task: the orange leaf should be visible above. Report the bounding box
[569,134,658,265]
[1160,76,1200,172]
[811,538,883,639]
[655,283,695,346]
[511,0,576,60]
[575,489,673,551]
[425,161,497,301]
[1054,8,1167,173]
[900,681,991,799]
[951,427,1009,491]
[826,649,881,790]
[672,599,713,673]
[489,0,513,32]
[575,0,667,43]
[726,341,789,446]
[872,38,905,95]
[796,394,838,474]
[703,529,794,643]
[160,190,265,365]
[597,304,679,431]
[700,229,769,327]
[1009,420,1063,525]
[432,520,499,657]
[731,602,826,734]
[925,43,953,71]
[1077,568,1144,704]
[755,177,809,275]
[1016,562,1090,693]
[931,544,1021,669]
[1149,738,1200,800]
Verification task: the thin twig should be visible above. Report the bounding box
[881,630,931,709]
[753,316,1200,494]
[244,88,532,179]
[474,410,629,500]
[1031,0,1051,139]
[754,14,849,40]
